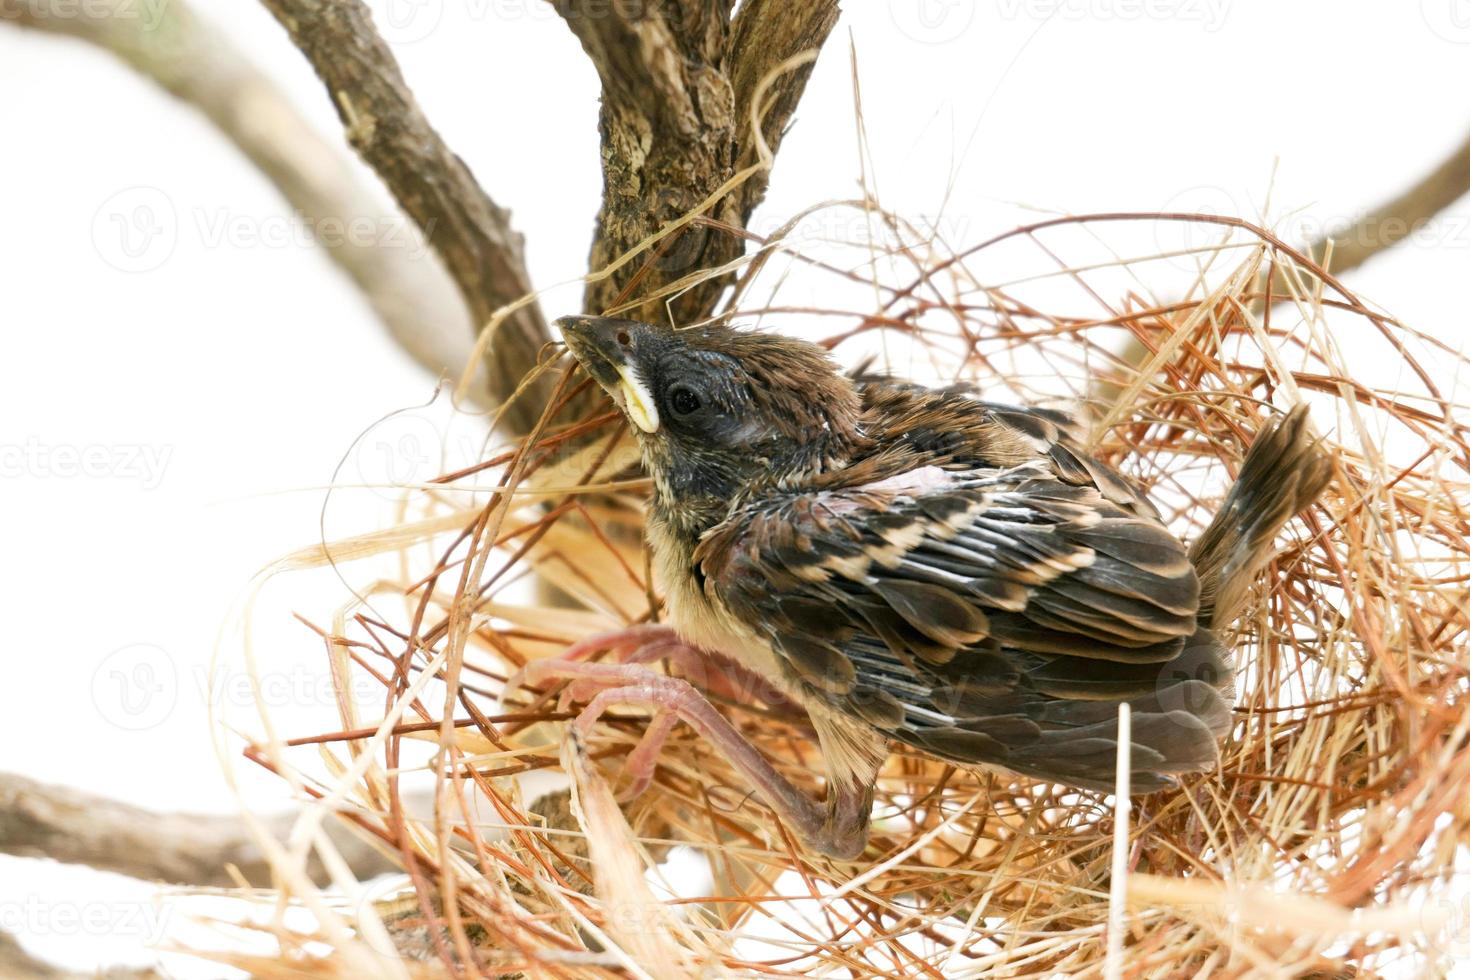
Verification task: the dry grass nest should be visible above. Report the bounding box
[210,206,1470,978]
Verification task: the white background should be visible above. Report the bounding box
[3,0,1469,973]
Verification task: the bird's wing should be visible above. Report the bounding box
[695,460,1231,792]
[853,376,1161,518]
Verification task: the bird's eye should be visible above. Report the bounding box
[669,385,701,416]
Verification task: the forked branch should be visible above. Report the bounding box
[557,0,839,321]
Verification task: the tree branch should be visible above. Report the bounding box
[0,771,397,888]
[557,0,838,322]
[1095,125,1470,413]
[1,0,480,396]
[257,0,556,432]
[725,0,841,219]
[1307,127,1470,275]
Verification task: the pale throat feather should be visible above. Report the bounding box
[645,509,890,788]
[645,512,790,690]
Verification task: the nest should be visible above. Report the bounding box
[212,207,1470,978]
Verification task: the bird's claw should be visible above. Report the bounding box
[498,625,682,712]
[502,637,700,798]
[503,626,809,808]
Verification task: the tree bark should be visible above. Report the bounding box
[0,771,397,888]
[0,0,843,923]
[557,0,839,323]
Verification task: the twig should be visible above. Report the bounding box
[1092,126,1470,414]
[257,0,555,431]
[0,771,398,887]
[1307,126,1470,275]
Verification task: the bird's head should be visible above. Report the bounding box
[558,315,862,529]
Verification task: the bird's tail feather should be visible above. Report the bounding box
[933,409,1328,795]
[1189,405,1332,627]
[995,627,1235,793]
[1010,408,1330,793]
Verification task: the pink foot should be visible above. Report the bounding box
[501,657,691,797]
[569,673,874,859]
[502,630,873,857]
[618,709,679,801]
[512,624,798,711]
[556,624,682,665]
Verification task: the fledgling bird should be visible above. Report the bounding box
[545,314,1331,859]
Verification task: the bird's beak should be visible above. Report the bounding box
[556,315,661,434]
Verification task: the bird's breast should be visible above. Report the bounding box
[646,516,799,696]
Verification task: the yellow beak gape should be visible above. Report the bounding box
[616,364,661,434]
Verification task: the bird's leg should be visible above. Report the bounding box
[629,643,798,711]
[516,625,799,712]
[573,674,873,859]
[499,627,686,713]
[507,638,870,854]
[556,624,684,665]
[511,660,662,710]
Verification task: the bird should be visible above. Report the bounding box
[537,314,1332,859]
